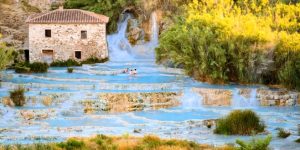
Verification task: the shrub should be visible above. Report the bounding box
[81,57,108,64]
[92,134,117,150]
[9,86,26,106]
[0,36,14,71]
[51,58,108,67]
[156,0,300,90]
[28,62,48,73]
[277,128,291,138]
[67,67,74,73]
[236,136,272,150]
[15,62,48,73]
[295,138,300,143]
[142,135,162,149]
[15,66,31,73]
[214,110,265,135]
[57,139,85,150]
[51,59,81,67]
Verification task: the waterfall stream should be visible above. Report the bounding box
[108,12,158,61]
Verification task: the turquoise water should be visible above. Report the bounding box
[0,13,299,149]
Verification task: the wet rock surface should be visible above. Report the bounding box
[20,109,55,120]
[257,88,299,106]
[126,18,145,45]
[238,88,252,99]
[99,92,181,112]
[193,88,232,106]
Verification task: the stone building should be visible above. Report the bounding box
[26,7,109,63]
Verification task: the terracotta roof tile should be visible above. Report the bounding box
[26,9,109,24]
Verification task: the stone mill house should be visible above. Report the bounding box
[25,7,109,63]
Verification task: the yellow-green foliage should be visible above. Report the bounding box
[0,34,13,71]
[236,136,272,150]
[156,0,300,89]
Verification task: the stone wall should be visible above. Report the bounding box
[257,89,299,106]
[28,23,108,62]
[80,92,181,113]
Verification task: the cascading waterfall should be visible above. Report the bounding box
[107,12,159,61]
[107,14,134,61]
[181,88,203,108]
[232,88,259,108]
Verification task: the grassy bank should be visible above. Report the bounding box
[0,135,234,150]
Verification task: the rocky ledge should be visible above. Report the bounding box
[193,88,232,106]
[82,92,181,113]
[257,89,300,106]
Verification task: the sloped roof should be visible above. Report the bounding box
[26,9,109,24]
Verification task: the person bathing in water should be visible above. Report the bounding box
[122,68,129,73]
[129,69,137,76]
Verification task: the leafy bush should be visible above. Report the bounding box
[0,35,14,71]
[15,62,48,73]
[214,110,265,135]
[67,67,74,73]
[277,128,291,138]
[81,57,108,64]
[29,62,49,73]
[236,136,272,150]
[51,59,81,67]
[15,66,31,73]
[295,138,300,143]
[57,139,85,150]
[156,0,300,90]
[50,58,108,67]
[9,86,26,106]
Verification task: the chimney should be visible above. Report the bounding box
[58,6,64,11]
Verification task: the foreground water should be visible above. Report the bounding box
[0,13,299,149]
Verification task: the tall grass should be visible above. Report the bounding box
[236,136,272,150]
[0,135,228,150]
[9,86,26,106]
[214,110,265,135]
[57,139,85,150]
[277,128,291,138]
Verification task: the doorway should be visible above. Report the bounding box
[24,50,29,62]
